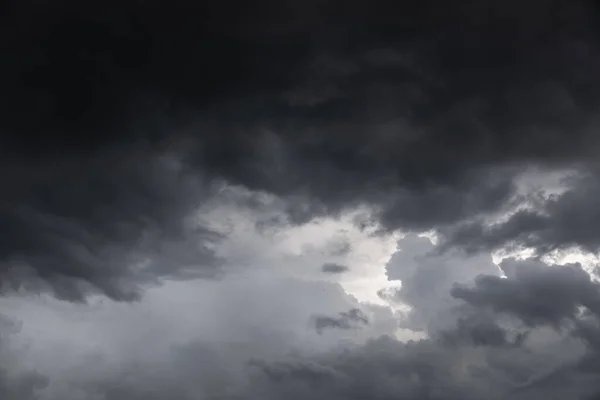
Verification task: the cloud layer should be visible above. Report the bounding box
[2,237,600,399]
[3,1,600,399]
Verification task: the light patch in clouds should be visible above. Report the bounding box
[493,246,600,273]
[0,189,407,398]
[194,190,400,304]
[0,191,402,359]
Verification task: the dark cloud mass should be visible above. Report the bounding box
[2,0,600,256]
[3,1,600,399]
[0,148,223,301]
[451,258,600,328]
[442,169,600,255]
[385,234,500,331]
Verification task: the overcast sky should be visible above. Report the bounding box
[3,1,600,399]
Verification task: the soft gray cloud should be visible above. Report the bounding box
[245,259,600,400]
[2,238,598,400]
[321,263,350,274]
[0,264,400,399]
[0,314,49,400]
[312,308,369,334]
[385,234,499,331]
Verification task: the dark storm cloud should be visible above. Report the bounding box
[447,258,600,398]
[312,308,369,334]
[2,0,600,300]
[3,1,600,210]
[451,258,600,328]
[438,312,528,348]
[172,0,600,233]
[0,148,223,302]
[321,263,349,274]
[441,169,600,255]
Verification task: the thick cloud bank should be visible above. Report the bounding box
[2,0,600,296]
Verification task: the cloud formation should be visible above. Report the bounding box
[3,1,600,399]
[0,148,223,301]
[2,2,600,296]
[451,258,600,328]
[312,308,369,334]
[1,237,599,399]
[442,169,600,256]
[384,234,500,331]
[248,258,600,400]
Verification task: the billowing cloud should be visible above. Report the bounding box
[451,258,600,328]
[384,234,499,331]
[247,258,600,400]
[2,1,600,301]
[0,149,223,301]
[442,169,600,256]
[1,233,598,400]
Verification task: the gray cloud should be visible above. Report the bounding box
[312,308,369,334]
[446,258,600,398]
[385,234,499,331]
[3,253,600,400]
[248,259,600,400]
[0,271,400,399]
[438,313,528,348]
[321,263,349,274]
[451,258,600,328]
[442,169,600,256]
[324,238,352,257]
[42,327,592,400]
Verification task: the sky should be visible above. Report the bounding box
[3,0,600,399]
